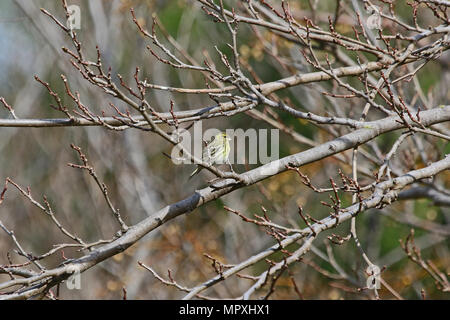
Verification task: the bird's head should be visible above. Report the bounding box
[216,132,231,141]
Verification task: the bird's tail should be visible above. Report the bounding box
[188,166,202,180]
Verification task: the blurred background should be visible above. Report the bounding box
[0,0,449,299]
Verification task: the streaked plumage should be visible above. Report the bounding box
[189,132,231,179]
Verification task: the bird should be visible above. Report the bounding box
[189,132,231,179]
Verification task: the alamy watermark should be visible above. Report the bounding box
[366,264,381,290]
[67,4,81,30]
[170,122,280,176]
[366,5,382,30]
[66,265,81,290]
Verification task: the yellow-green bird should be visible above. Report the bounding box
[189,132,231,179]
